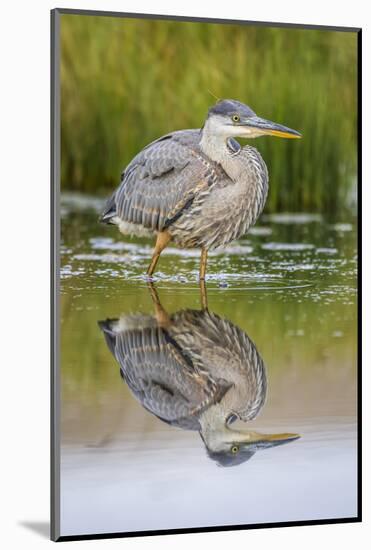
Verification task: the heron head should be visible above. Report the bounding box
[201,424,300,467]
[206,99,302,140]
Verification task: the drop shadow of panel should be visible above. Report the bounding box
[19,521,50,539]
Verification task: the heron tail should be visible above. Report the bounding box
[98,319,118,355]
[99,192,117,224]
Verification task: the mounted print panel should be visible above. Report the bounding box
[51,8,361,542]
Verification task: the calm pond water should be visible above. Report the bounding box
[59,193,358,537]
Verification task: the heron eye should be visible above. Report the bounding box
[231,445,239,454]
[232,114,240,123]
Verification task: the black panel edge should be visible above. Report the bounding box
[57,517,361,542]
[356,28,362,523]
[51,7,61,543]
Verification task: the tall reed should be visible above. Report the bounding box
[60,14,357,213]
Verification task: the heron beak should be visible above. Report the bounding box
[244,116,302,139]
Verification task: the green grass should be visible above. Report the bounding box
[60,14,357,214]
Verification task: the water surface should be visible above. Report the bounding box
[60,193,358,536]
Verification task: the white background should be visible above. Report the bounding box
[0,0,369,548]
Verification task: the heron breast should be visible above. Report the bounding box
[117,219,155,238]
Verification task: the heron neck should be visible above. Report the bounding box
[199,127,230,163]
[199,403,230,436]
[198,404,251,451]
[199,124,243,182]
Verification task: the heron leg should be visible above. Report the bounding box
[147,230,171,277]
[147,281,170,326]
[199,247,208,280]
[199,279,208,311]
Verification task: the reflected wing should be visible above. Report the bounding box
[100,129,217,231]
[99,316,231,428]
[169,309,267,421]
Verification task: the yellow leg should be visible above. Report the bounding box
[199,247,208,280]
[147,281,170,327]
[147,230,171,277]
[199,279,208,311]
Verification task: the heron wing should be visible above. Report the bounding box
[101,129,216,230]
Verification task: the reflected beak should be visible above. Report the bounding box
[238,430,301,450]
[243,116,302,139]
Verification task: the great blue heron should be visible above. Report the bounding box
[100,99,301,279]
[98,284,299,467]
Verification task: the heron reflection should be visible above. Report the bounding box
[99,284,299,466]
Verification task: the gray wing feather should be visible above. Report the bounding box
[115,326,227,424]
[106,130,211,231]
[169,310,267,421]
[100,317,230,427]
